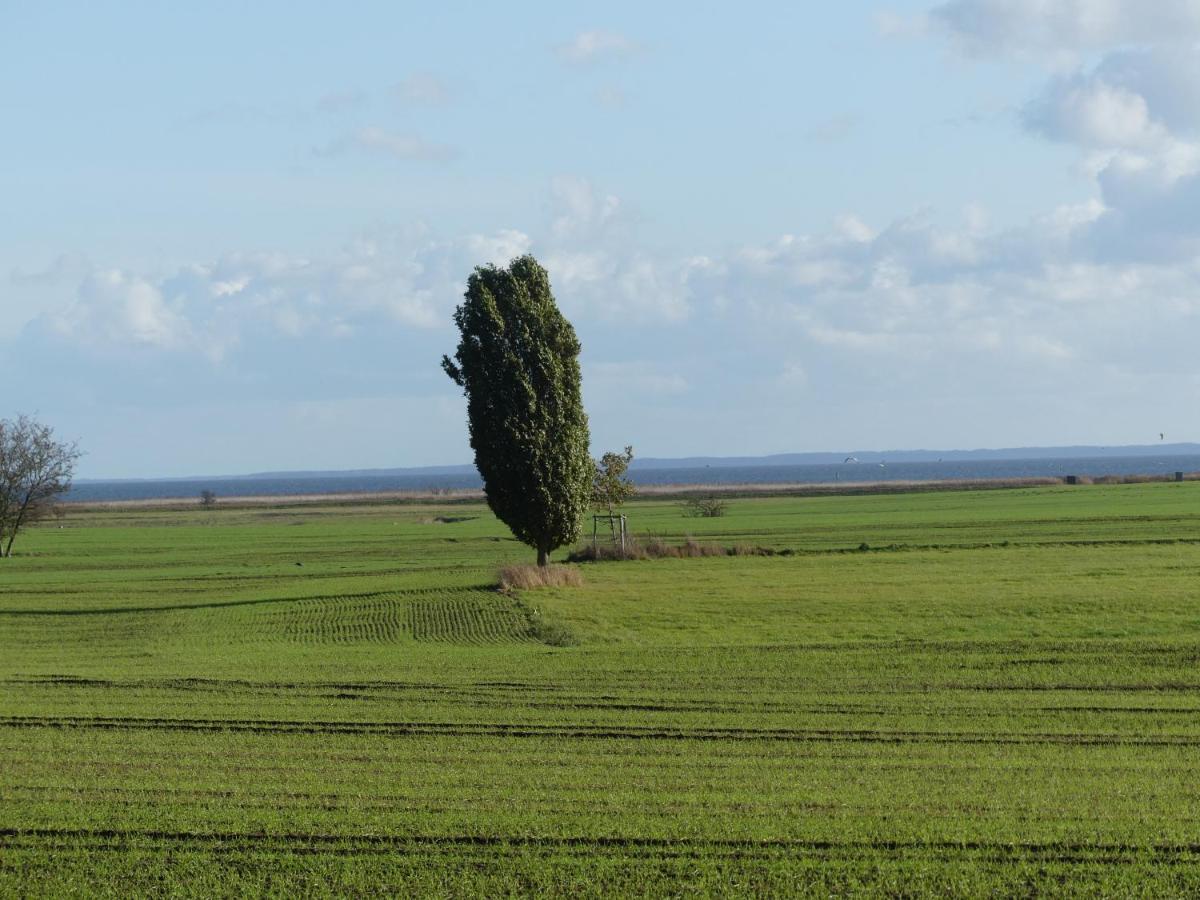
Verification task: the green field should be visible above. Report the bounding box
[5,483,1200,895]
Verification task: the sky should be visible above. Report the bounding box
[5,0,1200,478]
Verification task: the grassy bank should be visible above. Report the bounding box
[4,483,1200,894]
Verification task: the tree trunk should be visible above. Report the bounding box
[537,545,548,567]
[6,498,29,559]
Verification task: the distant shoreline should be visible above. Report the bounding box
[72,442,1200,485]
[63,471,1200,511]
[65,453,1200,504]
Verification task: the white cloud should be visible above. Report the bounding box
[51,270,190,349]
[1036,198,1106,233]
[1025,78,1165,149]
[806,323,911,353]
[464,230,532,268]
[22,170,1200,422]
[549,175,623,240]
[212,276,250,298]
[544,249,693,323]
[557,30,641,64]
[834,214,877,243]
[29,226,542,358]
[930,0,1200,59]
[319,127,455,161]
[910,0,1200,263]
[1093,47,1200,134]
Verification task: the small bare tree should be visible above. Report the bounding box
[199,489,217,509]
[0,415,81,558]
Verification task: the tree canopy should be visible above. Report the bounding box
[0,415,81,558]
[442,255,592,566]
[593,445,636,515]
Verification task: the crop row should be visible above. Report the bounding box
[407,593,534,644]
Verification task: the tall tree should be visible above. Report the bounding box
[0,415,81,558]
[442,255,592,566]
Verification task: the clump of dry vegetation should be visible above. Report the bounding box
[569,534,789,562]
[1062,473,1198,487]
[680,537,728,557]
[1092,474,1156,485]
[498,564,584,591]
[568,542,635,562]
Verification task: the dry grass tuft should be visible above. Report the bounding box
[681,537,727,557]
[1092,474,1155,485]
[498,564,584,591]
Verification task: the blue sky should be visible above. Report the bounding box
[5,1,1200,477]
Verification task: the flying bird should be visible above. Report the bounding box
[844,456,858,463]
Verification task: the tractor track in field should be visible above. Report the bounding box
[11,677,1200,716]
[0,585,496,618]
[0,587,553,646]
[5,827,1200,865]
[3,714,1200,746]
[13,675,1200,712]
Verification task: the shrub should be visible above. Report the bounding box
[498,564,583,591]
[683,496,728,518]
[527,615,577,647]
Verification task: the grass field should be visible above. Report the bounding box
[5,483,1200,895]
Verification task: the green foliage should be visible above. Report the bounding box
[443,255,591,565]
[592,445,636,514]
[683,494,728,517]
